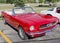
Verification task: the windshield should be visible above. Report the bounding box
[13,7,36,14]
[48,8,54,11]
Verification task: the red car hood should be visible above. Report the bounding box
[15,13,57,26]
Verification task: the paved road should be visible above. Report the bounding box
[0,20,60,43]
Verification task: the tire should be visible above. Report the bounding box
[2,18,7,24]
[47,14,52,16]
[18,27,28,40]
[58,20,60,24]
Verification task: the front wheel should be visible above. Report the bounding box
[57,19,60,24]
[18,27,28,40]
[47,14,52,16]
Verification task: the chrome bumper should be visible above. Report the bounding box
[27,25,58,35]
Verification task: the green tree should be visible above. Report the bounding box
[6,0,25,7]
[51,0,60,3]
[0,0,6,3]
[14,0,25,7]
[6,0,13,4]
[39,0,43,3]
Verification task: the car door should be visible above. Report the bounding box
[7,15,19,29]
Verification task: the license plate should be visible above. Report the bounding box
[45,30,51,35]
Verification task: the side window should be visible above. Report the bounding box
[57,7,60,10]
[48,8,54,11]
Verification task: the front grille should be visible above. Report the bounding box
[40,21,57,29]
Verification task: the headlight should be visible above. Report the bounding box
[30,26,34,31]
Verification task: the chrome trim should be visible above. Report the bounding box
[40,20,58,29]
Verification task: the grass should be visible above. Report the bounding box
[0,16,2,20]
[0,3,54,12]
[0,4,14,10]
[27,3,55,13]
[0,4,14,20]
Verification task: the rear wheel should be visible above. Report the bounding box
[18,27,28,40]
[2,18,7,24]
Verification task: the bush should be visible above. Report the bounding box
[39,0,43,3]
[6,0,13,4]
[14,0,25,7]
[30,0,36,3]
[0,0,5,3]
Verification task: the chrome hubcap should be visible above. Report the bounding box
[19,29,24,38]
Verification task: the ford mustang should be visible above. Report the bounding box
[1,6,58,40]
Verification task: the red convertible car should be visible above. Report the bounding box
[1,6,58,40]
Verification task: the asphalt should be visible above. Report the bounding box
[0,20,60,43]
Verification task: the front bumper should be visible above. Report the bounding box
[27,24,58,37]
